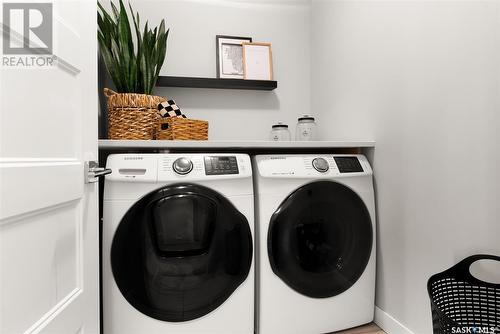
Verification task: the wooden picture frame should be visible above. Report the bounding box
[242,42,273,81]
[216,35,253,79]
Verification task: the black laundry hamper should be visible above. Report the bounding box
[427,255,500,334]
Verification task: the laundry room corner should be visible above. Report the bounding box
[310,1,500,333]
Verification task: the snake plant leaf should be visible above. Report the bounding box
[146,32,154,93]
[97,15,106,43]
[117,2,132,90]
[129,4,142,50]
[129,57,137,92]
[110,38,127,91]
[99,42,122,92]
[158,19,165,40]
[97,1,107,14]
[136,12,142,46]
[97,12,112,47]
[154,21,167,81]
[154,34,167,85]
[143,21,149,45]
[118,0,132,51]
[139,51,148,94]
[110,1,119,20]
[97,2,111,21]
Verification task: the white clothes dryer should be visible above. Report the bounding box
[253,154,376,334]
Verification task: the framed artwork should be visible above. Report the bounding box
[216,35,252,79]
[242,42,273,81]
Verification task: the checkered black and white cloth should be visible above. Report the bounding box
[158,100,187,118]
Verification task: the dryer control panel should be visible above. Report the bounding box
[255,154,372,178]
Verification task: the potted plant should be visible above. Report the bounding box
[98,0,169,140]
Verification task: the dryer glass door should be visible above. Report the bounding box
[111,184,253,322]
[268,181,372,298]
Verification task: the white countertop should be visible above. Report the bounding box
[98,140,375,149]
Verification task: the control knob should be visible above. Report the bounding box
[173,157,193,175]
[312,158,329,173]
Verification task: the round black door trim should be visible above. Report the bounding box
[111,183,253,322]
[268,180,372,298]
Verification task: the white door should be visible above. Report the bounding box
[0,1,99,333]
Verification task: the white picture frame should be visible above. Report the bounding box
[216,35,252,79]
[242,42,273,81]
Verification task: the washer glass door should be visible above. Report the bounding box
[268,181,372,298]
[111,184,253,322]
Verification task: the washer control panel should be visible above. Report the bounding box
[106,153,251,182]
[204,156,239,175]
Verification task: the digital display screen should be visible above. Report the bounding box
[334,157,363,173]
[204,156,239,175]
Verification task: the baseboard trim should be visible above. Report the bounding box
[374,306,414,334]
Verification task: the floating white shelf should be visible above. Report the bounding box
[98,140,375,150]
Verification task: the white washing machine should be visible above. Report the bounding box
[253,154,376,334]
[103,153,254,334]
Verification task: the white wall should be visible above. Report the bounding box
[101,0,311,140]
[311,1,500,333]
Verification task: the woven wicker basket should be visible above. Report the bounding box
[105,88,166,140]
[157,118,209,140]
